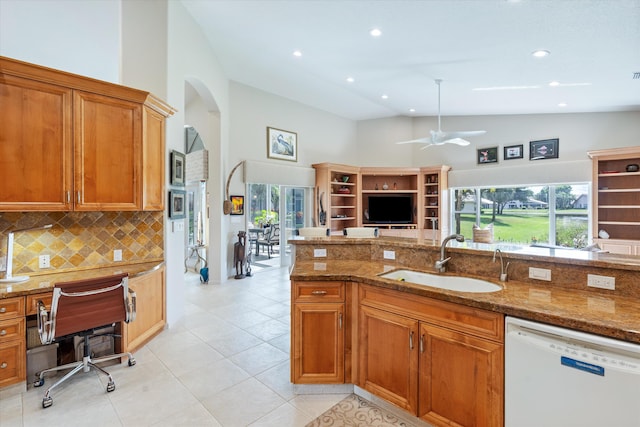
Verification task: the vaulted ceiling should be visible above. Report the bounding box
[182,0,640,120]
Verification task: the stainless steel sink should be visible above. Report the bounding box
[379,269,502,293]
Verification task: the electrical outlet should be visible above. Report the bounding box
[529,267,551,281]
[383,250,396,260]
[38,254,50,269]
[587,274,615,290]
[113,249,123,262]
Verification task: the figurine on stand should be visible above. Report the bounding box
[234,231,247,279]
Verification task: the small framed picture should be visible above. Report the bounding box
[230,195,244,215]
[169,190,186,219]
[530,138,559,160]
[504,144,524,160]
[170,150,186,186]
[267,127,297,162]
[477,146,499,164]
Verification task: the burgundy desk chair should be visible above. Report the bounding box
[34,273,136,408]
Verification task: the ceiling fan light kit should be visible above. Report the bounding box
[397,79,486,148]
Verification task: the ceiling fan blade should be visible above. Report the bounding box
[445,130,487,138]
[396,137,434,145]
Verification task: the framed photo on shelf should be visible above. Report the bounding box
[267,127,297,162]
[530,138,559,160]
[477,146,499,164]
[170,150,186,186]
[230,195,244,215]
[504,144,524,160]
[168,190,186,219]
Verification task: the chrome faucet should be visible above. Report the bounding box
[493,248,510,282]
[435,234,464,273]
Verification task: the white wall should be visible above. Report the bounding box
[357,112,640,187]
[0,0,120,82]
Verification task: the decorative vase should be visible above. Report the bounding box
[382,182,389,190]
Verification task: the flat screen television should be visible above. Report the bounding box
[367,195,413,224]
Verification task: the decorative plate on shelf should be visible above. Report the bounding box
[600,170,620,174]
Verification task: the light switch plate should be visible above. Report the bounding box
[529,267,551,281]
[383,250,396,260]
[313,248,327,258]
[587,274,615,290]
[113,249,123,262]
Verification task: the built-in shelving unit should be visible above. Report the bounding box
[313,163,360,235]
[588,147,640,255]
[313,163,450,239]
[360,167,420,237]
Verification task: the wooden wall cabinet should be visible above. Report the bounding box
[0,56,174,211]
[291,281,345,383]
[588,147,640,253]
[358,285,503,426]
[123,266,166,352]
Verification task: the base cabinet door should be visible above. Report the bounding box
[419,323,504,427]
[292,302,344,383]
[358,305,419,414]
[124,266,166,352]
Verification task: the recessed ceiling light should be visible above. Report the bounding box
[532,49,550,58]
[409,108,416,113]
[558,102,568,107]
[370,28,382,37]
[381,94,388,99]
[346,77,355,83]
[549,81,560,87]
[292,50,302,57]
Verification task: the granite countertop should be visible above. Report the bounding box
[0,260,164,298]
[290,259,640,344]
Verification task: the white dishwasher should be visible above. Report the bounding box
[505,316,640,427]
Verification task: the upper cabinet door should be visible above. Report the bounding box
[0,75,73,211]
[73,91,142,211]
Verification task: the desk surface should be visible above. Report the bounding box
[0,261,164,299]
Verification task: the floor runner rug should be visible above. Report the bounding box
[306,394,417,427]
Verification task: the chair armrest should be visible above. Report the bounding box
[36,300,53,345]
[126,288,137,323]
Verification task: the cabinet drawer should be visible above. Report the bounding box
[25,293,53,316]
[359,284,503,342]
[0,317,25,343]
[0,297,25,320]
[294,281,345,303]
[0,338,26,387]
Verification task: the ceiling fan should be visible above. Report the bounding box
[397,79,486,148]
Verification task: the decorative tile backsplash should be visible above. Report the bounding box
[0,212,164,276]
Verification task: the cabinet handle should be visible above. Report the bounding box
[0,362,7,369]
[409,331,414,350]
[420,334,424,353]
[77,191,81,203]
[338,312,343,329]
[66,191,71,203]
[311,290,327,296]
[0,330,6,336]
[0,307,6,313]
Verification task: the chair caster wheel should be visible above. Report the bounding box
[42,397,53,408]
[107,381,115,392]
[128,358,136,367]
[33,378,44,387]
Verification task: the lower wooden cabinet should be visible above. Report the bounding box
[358,284,504,427]
[0,296,26,388]
[291,281,345,384]
[358,305,418,412]
[123,266,166,351]
[419,323,503,426]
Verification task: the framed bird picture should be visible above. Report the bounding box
[267,127,297,162]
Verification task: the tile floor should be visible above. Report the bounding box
[1,264,350,426]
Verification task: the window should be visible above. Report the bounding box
[451,184,590,248]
